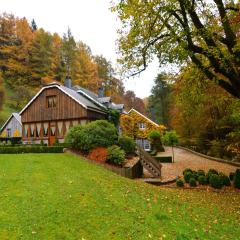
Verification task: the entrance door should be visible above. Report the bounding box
[49,122,56,146]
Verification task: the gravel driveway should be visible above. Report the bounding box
[159,147,239,181]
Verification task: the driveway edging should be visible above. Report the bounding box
[176,146,240,167]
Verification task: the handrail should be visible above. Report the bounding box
[137,146,162,171]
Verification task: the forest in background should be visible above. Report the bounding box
[0,13,146,125]
[113,0,240,160]
[146,68,240,160]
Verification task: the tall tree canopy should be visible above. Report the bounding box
[0,13,128,113]
[113,0,240,98]
[123,90,145,114]
[147,73,171,126]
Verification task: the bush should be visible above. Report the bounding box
[209,174,223,189]
[206,169,219,182]
[208,169,219,175]
[229,172,235,181]
[176,179,184,187]
[184,172,194,183]
[219,173,231,186]
[198,175,208,185]
[183,168,193,176]
[197,170,205,177]
[0,146,64,154]
[162,130,179,146]
[65,120,118,152]
[148,130,164,152]
[118,136,136,155]
[208,140,224,158]
[189,178,197,187]
[192,171,198,180]
[87,147,108,163]
[234,169,240,189]
[107,145,125,166]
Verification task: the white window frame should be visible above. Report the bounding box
[139,122,146,130]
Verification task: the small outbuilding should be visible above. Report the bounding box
[0,113,22,139]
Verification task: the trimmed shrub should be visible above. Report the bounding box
[65,120,118,152]
[189,178,197,187]
[229,172,235,181]
[192,171,198,180]
[197,170,205,177]
[0,146,64,154]
[107,145,125,166]
[208,169,219,175]
[206,169,219,182]
[87,147,108,163]
[184,172,194,183]
[198,175,208,185]
[219,174,231,186]
[209,174,223,189]
[183,168,193,176]
[154,156,172,163]
[234,169,240,189]
[148,130,164,152]
[176,179,184,187]
[118,136,136,155]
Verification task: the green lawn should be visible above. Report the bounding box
[0,154,239,239]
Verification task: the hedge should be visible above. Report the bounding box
[154,156,172,163]
[0,146,64,154]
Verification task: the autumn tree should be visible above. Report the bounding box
[0,14,21,84]
[0,73,4,111]
[51,33,65,82]
[61,28,77,77]
[113,0,240,98]
[170,64,240,157]
[123,90,145,114]
[29,28,53,86]
[94,55,125,102]
[73,42,99,91]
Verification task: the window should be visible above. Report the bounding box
[43,123,49,137]
[46,95,57,108]
[7,128,11,138]
[139,122,146,130]
[144,140,151,151]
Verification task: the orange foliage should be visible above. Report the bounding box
[87,147,108,163]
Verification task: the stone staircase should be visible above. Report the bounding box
[137,147,162,178]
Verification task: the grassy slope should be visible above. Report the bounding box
[0,153,239,240]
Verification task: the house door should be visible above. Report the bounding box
[49,122,56,146]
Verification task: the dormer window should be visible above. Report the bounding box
[139,122,146,130]
[46,95,57,108]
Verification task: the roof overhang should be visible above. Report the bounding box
[19,84,99,115]
[128,108,159,127]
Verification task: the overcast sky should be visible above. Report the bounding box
[0,0,162,98]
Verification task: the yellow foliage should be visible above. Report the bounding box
[0,130,7,138]
[13,129,21,137]
[120,110,166,139]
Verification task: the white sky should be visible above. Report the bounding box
[0,0,161,98]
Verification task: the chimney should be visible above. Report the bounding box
[98,87,104,98]
[64,76,72,88]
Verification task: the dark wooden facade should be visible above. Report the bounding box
[21,86,106,145]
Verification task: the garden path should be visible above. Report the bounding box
[144,147,238,182]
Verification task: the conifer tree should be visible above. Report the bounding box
[29,29,53,86]
[31,19,37,32]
